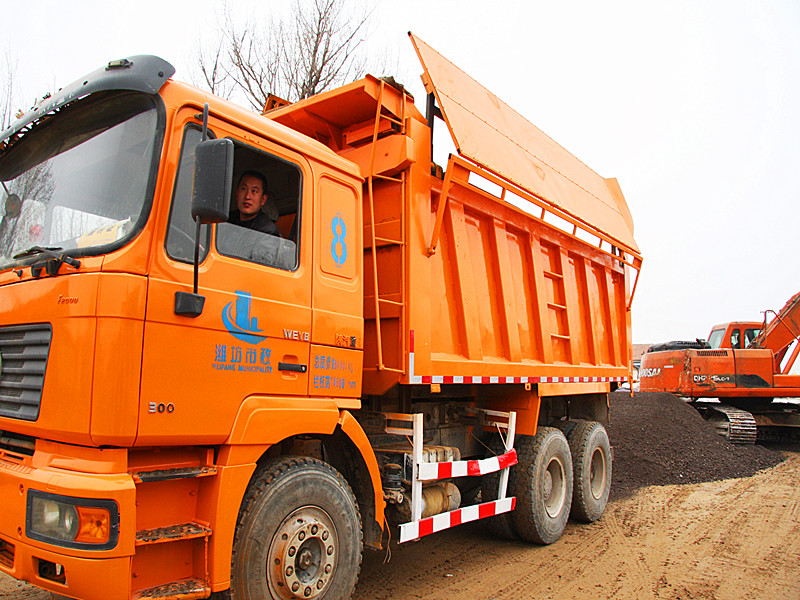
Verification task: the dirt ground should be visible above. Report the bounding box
[352,451,800,600]
[2,393,799,599]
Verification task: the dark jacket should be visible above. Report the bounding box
[228,210,280,237]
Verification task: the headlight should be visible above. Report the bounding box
[27,491,119,550]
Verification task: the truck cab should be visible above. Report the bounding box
[0,55,372,600]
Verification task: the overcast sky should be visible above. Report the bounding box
[3,0,799,344]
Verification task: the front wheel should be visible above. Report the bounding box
[229,456,362,600]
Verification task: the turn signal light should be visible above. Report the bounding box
[74,506,111,545]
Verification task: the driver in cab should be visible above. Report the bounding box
[228,170,280,236]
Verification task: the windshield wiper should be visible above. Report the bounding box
[13,246,81,272]
[13,246,63,259]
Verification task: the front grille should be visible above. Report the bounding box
[696,350,729,357]
[0,324,52,421]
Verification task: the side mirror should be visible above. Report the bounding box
[191,138,234,224]
[4,193,21,218]
[176,138,233,318]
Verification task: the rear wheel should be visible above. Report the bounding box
[483,428,573,544]
[513,428,573,544]
[566,420,612,522]
[229,456,362,600]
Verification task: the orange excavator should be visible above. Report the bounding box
[640,291,800,443]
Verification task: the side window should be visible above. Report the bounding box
[165,126,211,262]
[730,329,741,349]
[216,141,301,271]
[744,328,760,348]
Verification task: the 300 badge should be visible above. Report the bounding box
[149,402,175,414]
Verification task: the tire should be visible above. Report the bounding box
[566,421,612,523]
[482,428,573,544]
[228,456,362,600]
[512,428,573,544]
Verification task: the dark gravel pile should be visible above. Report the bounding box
[607,391,784,500]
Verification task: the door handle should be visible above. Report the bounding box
[278,362,307,373]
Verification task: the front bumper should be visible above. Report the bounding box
[0,451,136,599]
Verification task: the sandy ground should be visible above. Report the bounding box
[353,451,800,600]
[2,451,799,600]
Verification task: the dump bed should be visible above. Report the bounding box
[268,34,641,395]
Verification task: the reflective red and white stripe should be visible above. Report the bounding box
[417,448,517,481]
[408,331,627,385]
[415,374,627,384]
[399,497,516,543]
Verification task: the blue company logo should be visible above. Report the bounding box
[331,214,347,267]
[222,291,267,345]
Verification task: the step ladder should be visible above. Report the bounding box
[364,78,408,374]
[130,464,217,600]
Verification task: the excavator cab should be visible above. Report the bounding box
[707,322,762,350]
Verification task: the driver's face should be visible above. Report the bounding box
[236,175,267,219]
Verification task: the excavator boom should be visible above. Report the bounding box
[753,291,800,370]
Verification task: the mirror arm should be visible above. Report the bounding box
[175,103,210,318]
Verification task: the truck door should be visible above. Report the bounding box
[137,111,312,445]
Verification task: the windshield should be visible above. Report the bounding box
[0,92,162,269]
[707,328,725,349]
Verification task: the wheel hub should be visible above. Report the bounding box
[543,457,566,518]
[269,509,336,599]
[589,447,607,499]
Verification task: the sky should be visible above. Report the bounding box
[2,0,799,344]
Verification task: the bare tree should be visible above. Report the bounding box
[196,35,235,100]
[0,161,55,259]
[193,0,376,111]
[1,50,18,131]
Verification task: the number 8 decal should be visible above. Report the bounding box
[331,214,347,267]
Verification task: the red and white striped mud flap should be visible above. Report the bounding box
[399,497,517,543]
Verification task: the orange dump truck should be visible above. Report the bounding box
[0,35,641,599]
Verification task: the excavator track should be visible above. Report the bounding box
[705,404,758,445]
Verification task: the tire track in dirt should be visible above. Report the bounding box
[353,452,800,600]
